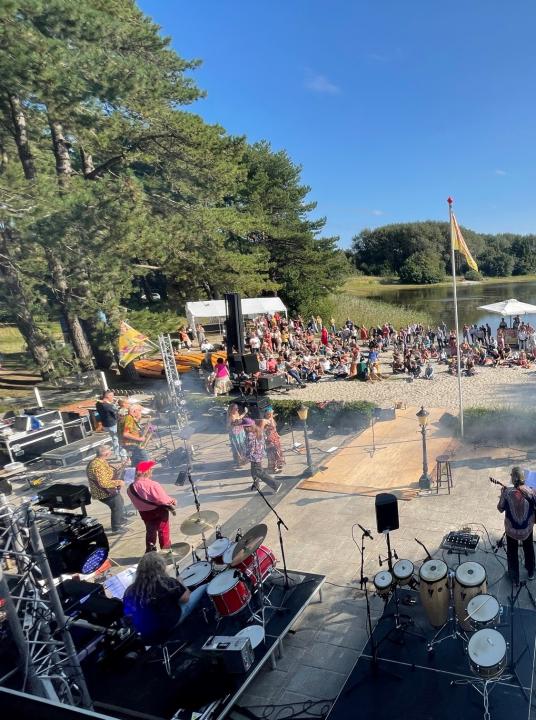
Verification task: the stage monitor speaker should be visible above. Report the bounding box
[242,353,259,374]
[37,483,91,511]
[225,292,245,355]
[375,492,399,533]
[228,352,244,374]
[239,396,271,419]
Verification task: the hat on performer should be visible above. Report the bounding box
[136,460,156,473]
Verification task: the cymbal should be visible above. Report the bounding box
[165,542,191,561]
[180,510,219,536]
[231,523,267,567]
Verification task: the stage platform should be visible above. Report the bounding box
[327,589,536,720]
[298,406,457,500]
[82,570,325,720]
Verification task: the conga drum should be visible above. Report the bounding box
[454,561,487,631]
[419,559,449,628]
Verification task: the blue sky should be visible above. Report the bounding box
[138,1,536,247]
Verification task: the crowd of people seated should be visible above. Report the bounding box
[227,312,536,390]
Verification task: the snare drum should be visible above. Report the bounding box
[207,569,251,617]
[419,559,449,628]
[454,562,487,631]
[222,542,237,566]
[466,594,501,631]
[374,570,393,599]
[393,559,414,586]
[468,628,506,679]
[181,561,213,590]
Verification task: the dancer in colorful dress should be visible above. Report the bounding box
[264,407,286,474]
[227,403,248,467]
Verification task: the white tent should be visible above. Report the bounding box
[478,298,536,316]
[185,297,287,335]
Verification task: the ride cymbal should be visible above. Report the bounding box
[180,510,219,536]
[231,523,267,566]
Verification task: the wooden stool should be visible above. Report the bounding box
[435,455,453,494]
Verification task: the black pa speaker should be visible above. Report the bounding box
[242,353,259,374]
[225,292,245,355]
[375,492,399,533]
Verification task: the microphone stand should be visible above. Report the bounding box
[251,483,290,590]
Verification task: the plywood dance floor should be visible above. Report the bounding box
[298,406,458,500]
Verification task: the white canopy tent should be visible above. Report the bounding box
[185,297,287,336]
[478,298,536,317]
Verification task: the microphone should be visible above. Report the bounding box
[235,528,242,542]
[358,524,374,540]
[215,525,222,539]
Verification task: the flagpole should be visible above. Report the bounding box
[448,197,464,437]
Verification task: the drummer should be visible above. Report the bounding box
[497,466,536,585]
[123,552,209,643]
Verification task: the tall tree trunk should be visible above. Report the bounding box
[46,114,93,369]
[7,95,36,180]
[80,146,95,177]
[46,251,94,370]
[48,117,72,186]
[0,227,54,379]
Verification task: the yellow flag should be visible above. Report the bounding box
[118,321,152,367]
[450,212,478,272]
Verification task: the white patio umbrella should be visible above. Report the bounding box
[478,298,536,317]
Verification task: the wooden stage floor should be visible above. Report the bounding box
[298,406,458,500]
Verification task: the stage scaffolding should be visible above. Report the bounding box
[0,494,92,709]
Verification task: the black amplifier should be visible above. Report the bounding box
[257,374,286,392]
[202,635,254,674]
[37,483,91,511]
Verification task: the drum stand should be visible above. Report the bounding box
[427,575,468,652]
[450,676,510,718]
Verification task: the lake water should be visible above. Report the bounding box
[366,280,536,329]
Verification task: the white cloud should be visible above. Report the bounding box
[371,209,385,216]
[494,169,507,176]
[305,73,340,95]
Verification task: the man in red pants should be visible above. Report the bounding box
[127,460,176,552]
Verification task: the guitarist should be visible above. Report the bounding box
[497,466,536,586]
[128,460,177,553]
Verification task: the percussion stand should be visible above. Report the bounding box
[427,574,467,652]
[251,483,291,591]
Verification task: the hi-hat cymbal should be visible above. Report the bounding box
[231,523,267,567]
[180,510,219,536]
[165,542,191,561]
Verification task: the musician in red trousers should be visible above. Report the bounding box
[497,466,536,585]
[128,460,176,553]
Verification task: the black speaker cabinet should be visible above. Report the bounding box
[225,292,245,355]
[375,492,399,533]
[242,353,259,374]
[257,374,285,392]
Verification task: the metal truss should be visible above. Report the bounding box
[0,496,92,708]
[157,333,189,429]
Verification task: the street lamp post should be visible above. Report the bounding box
[297,404,317,477]
[416,406,432,490]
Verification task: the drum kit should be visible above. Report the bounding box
[370,549,508,686]
[166,510,280,631]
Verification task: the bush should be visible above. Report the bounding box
[399,251,445,284]
[464,269,483,281]
[464,406,535,445]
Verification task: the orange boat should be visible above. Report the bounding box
[134,350,226,378]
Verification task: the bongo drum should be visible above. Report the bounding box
[419,559,449,628]
[466,594,501,632]
[393,559,414,586]
[454,562,487,631]
[373,570,393,599]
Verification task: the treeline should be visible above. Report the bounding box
[0,1,349,379]
[351,221,536,283]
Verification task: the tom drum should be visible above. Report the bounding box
[468,628,507,679]
[207,569,251,617]
[466,594,501,632]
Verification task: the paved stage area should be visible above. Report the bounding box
[7,382,536,714]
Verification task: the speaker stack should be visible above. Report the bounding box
[375,492,400,533]
[224,292,245,356]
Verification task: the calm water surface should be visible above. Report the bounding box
[366,281,536,329]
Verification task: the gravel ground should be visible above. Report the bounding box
[273,350,536,409]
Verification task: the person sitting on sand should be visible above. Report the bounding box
[424,362,434,380]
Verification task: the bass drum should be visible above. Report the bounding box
[419,559,449,628]
[454,562,487,631]
[468,629,506,679]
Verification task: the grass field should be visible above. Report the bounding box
[329,292,432,328]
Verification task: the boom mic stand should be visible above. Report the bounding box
[251,483,291,591]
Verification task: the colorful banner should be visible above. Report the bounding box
[450,212,478,272]
[118,321,152,367]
